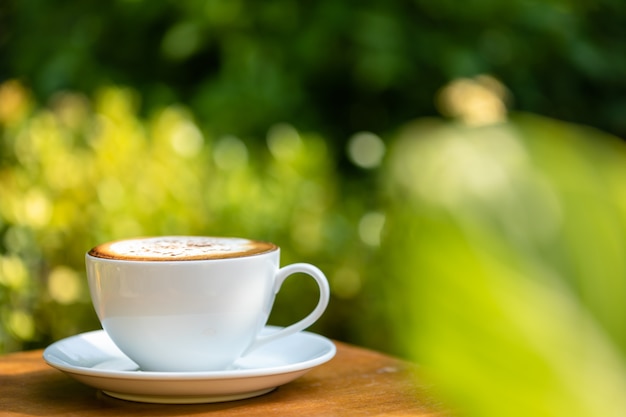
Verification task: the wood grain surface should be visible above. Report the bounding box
[0,340,447,416]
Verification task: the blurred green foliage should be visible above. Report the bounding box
[1,0,625,145]
[385,111,626,416]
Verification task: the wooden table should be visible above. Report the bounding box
[0,341,446,416]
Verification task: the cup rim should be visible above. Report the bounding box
[85,236,279,263]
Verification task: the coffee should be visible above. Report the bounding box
[88,236,277,261]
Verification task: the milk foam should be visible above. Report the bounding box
[89,237,277,261]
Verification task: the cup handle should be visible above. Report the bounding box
[244,263,330,355]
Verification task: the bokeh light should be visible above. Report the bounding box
[436,74,508,126]
[48,266,83,305]
[267,123,303,161]
[346,131,386,169]
[213,135,249,170]
[358,211,385,247]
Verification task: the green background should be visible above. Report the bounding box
[2,1,626,416]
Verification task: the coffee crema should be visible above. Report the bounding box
[88,237,278,261]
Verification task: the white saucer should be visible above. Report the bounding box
[43,326,336,404]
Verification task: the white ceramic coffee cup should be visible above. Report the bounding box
[85,236,330,372]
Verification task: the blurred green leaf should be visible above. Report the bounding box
[385,114,626,417]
